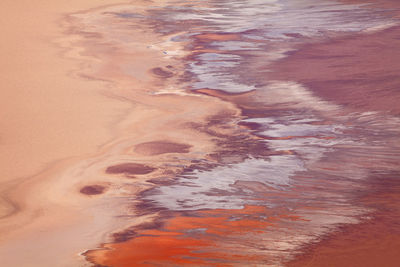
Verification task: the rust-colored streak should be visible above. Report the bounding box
[134,141,191,156]
[105,163,156,175]
[88,231,209,267]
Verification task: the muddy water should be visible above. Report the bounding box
[3,0,399,266]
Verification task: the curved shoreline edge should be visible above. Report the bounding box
[0,0,399,266]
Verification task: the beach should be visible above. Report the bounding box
[1,0,399,266]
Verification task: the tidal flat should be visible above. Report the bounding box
[0,0,399,266]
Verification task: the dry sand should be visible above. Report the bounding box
[0,1,132,266]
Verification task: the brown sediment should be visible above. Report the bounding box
[269,25,400,115]
[105,163,156,176]
[134,141,191,156]
[80,185,107,195]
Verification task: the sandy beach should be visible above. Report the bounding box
[1,0,399,266]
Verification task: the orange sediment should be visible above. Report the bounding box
[86,205,304,266]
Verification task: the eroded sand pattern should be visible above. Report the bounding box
[1,0,399,266]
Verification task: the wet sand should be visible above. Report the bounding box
[1,0,400,266]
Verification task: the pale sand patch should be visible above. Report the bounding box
[0,1,133,266]
[0,0,131,187]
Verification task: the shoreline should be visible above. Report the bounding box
[83,1,400,266]
[1,0,399,266]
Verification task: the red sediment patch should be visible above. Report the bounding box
[80,185,106,195]
[85,205,300,266]
[269,25,400,115]
[106,163,156,175]
[86,230,210,267]
[134,141,191,156]
[151,67,173,78]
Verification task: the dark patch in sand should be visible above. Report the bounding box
[151,67,174,78]
[80,185,106,195]
[134,141,191,156]
[106,163,156,176]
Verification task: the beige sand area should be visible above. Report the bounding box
[0,0,231,266]
[0,1,131,266]
[0,0,130,211]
